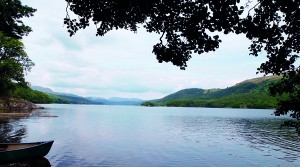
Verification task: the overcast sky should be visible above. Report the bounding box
[22,0,267,100]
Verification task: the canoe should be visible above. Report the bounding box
[0,141,54,164]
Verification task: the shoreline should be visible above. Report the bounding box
[0,98,44,119]
[0,112,32,119]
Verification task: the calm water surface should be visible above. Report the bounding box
[0,104,299,166]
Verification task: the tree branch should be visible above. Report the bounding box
[248,1,261,16]
[159,29,166,44]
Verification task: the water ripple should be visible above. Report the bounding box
[1,105,299,166]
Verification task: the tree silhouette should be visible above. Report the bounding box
[64,0,243,69]
[0,0,36,39]
[64,0,300,119]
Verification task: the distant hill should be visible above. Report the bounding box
[142,75,283,109]
[31,86,81,97]
[31,86,55,94]
[30,86,144,105]
[85,97,144,105]
[85,97,109,104]
[106,97,144,105]
[12,86,54,104]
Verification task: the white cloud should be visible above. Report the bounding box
[22,0,266,100]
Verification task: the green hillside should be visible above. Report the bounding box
[12,86,54,104]
[11,86,88,104]
[142,76,284,109]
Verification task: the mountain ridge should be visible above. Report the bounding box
[30,86,144,105]
[142,75,283,109]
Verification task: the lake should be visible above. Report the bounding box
[0,104,299,166]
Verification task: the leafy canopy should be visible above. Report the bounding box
[64,0,299,74]
[0,0,36,39]
[0,32,34,97]
[64,0,242,69]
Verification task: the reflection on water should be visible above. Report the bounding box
[0,119,26,143]
[0,105,299,166]
[233,119,300,162]
[0,157,51,167]
[167,116,300,164]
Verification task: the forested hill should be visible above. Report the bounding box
[142,76,283,109]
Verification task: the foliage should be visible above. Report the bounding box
[64,0,299,72]
[64,0,243,69]
[0,0,36,104]
[0,0,36,39]
[141,101,155,107]
[269,71,300,119]
[64,0,300,120]
[11,86,72,104]
[0,32,34,98]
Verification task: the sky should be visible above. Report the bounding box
[21,0,267,100]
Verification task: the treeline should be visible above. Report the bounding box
[143,93,279,109]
